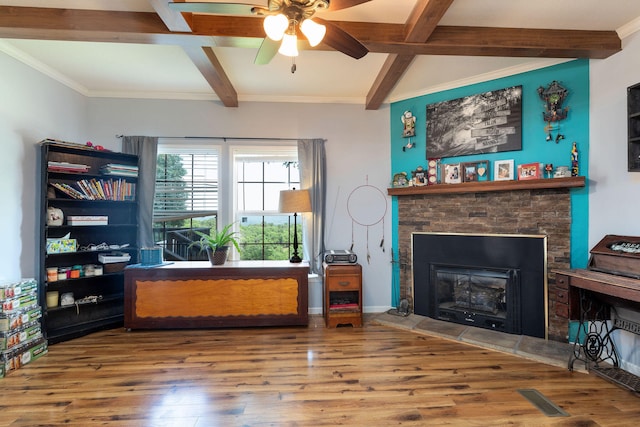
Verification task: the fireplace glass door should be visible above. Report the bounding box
[431,265,520,334]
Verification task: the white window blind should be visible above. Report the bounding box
[155,145,219,223]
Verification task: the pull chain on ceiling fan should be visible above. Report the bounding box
[168,1,370,67]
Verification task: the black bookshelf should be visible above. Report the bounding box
[39,140,139,344]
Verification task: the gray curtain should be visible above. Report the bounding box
[297,139,326,275]
[122,136,158,249]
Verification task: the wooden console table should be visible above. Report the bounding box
[124,261,309,329]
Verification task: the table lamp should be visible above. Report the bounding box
[278,188,312,263]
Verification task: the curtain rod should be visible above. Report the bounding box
[115,135,300,142]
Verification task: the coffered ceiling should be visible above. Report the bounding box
[1,0,639,109]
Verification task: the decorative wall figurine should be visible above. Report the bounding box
[401,110,416,151]
[539,81,569,143]
[401,110,416,137]
[538,81,569,122]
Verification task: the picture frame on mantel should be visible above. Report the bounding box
[442,163,462,184]
[494,159,514,181]
[462,160,489,182]
[517,162,543,180]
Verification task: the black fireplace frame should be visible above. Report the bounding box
[412,232,547,339]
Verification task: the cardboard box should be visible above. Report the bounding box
[0,321,42,351]
[67,215,108,226]
[1,293,38,314]
[2,338,48,376]
[0,306,42,332]
[46,239,77,254]
[0,278,37,301]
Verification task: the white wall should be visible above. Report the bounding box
[0,50,88,283]
[87,98,393,313]
[590,30,640,375]
[0,47,393,311]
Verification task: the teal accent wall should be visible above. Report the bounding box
[389,59,589,306]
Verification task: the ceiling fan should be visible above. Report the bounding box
[168,1,371,66]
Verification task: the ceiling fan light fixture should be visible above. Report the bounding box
[300,19,326,47]
[279,32,299,57]
[263,14,288,41]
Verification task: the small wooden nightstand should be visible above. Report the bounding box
[323,262,362,327]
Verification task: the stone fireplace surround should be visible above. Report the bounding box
[389,177,585,342]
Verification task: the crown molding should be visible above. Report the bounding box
[0,40,90,96]
[617,16,640,40]
[388,59,571,104]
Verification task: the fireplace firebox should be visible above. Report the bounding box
[413,232,547,338]
[432,265,519,333]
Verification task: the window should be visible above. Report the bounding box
[154,145,219,261]
[153,140,300,261]
[233,147,300,260]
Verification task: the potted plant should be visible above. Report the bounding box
[190,223,241,265]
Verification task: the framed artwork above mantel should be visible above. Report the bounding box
[426,86,523,159]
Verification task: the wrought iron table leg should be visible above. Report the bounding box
[568,288,619,371]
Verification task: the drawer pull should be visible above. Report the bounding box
[338,281,351,286]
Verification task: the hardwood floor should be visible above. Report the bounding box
[2,316,638,426]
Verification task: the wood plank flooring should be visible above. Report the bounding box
[1,316,639,426]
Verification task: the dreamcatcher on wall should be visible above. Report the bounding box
[347,178,387,264]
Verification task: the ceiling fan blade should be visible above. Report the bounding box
[167,2,257,15]
[316,18,368,59]
[327,0,372,11]
[254,37,280,65]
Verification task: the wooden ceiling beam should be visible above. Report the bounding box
[0,7,620,60]
[366,0,454,110]
[0,6,213,46]
[380,26,622,59]
[149,0,193,33]
[148,2,239,107]
[182,46,238,108]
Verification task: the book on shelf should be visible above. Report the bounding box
[47,161,90,173]
[49,178,136,201]
[100,164,139,177]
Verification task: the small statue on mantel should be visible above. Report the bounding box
[571,142,579,176]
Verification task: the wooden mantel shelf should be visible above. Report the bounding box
[387,176,585,196]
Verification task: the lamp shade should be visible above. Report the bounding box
[279,189,311,213]
[278,32,299,57]
[263,14,288,41]
[300,19,326,47]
